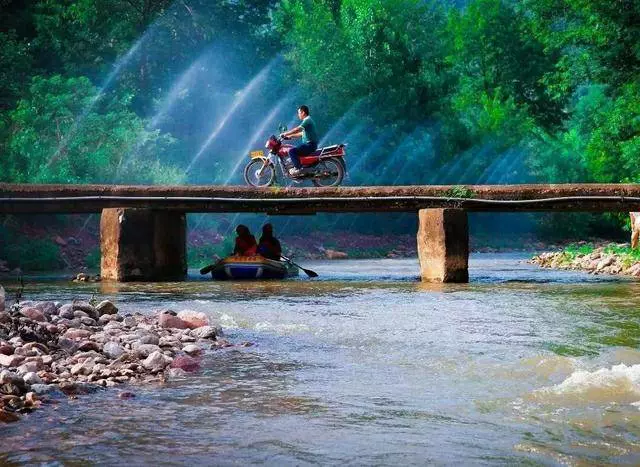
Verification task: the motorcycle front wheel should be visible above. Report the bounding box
[312,157,345,187]
[244,158,275,187]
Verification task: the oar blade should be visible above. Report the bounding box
[281,255,318,278]
[200,264,214,275]
[302,268,318,278]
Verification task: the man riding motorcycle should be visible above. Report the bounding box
[279,105,318,177]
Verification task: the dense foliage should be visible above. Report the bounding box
[1,0,639,241]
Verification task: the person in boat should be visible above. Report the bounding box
[257,223,282,261]
[279,104,319,177]
[233,225,257,256]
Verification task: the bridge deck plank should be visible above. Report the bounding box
[2,183,640,213]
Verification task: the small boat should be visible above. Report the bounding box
[208,255,299,280]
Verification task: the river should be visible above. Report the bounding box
[3,253,640,465]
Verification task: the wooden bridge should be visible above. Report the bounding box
[2,183,640,282]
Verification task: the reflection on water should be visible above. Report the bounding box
[3,255,640,464]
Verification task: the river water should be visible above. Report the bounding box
[3,254,640,465]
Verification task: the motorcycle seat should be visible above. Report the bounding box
[310,144,342,156]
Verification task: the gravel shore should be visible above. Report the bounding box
[0,295,233,423]
[530,245,640,277]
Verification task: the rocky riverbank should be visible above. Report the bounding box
[0,295,233,423]
[530,244,640,277]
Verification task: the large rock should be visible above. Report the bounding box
[20,307,47,322]
[33,302,58,317]
[57,337,79,354]
[0,354,25,368]
[0,370,22,385]
[64,329,92,340]
[137,333,160,346]
[72,302,98,320]
[134,344,161,359]
[102,342,125,359]
[170,355,200,373]
[0,342,14,356]
[96,300,118,316]
[158,312,189,330]
[58,304,75,320]
[182,344,201,356]
[177,310,209,329]
[30,384,65,396]
[22,371,43,385]
[190,326,219,340]
[142,351,172,372]
[77,341,102,352]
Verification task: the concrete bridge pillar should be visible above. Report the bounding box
[100,208,187,282]
[417,208,468,282]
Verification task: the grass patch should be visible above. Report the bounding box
[444,185,475,198]
[558,242,640,269]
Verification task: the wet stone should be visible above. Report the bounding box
[96,300,118,316]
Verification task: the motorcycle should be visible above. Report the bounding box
[243,128,347,187]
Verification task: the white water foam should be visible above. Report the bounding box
[534,363,640,405]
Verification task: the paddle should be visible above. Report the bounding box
[200,257,223,275]
[280,255,318,278]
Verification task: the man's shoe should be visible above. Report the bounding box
[289,167,302,177]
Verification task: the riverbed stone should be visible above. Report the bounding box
[72,302,98,320]
[0,311,10,324]
[80,317,97,327]
[134,344,161,359]
[177,310,208,329]
[59,304,75,320]
[159,312,189,330]
[70,360,94,376]
[137,334,160,346]
[64,329,92,340]
[33,302,58,317]
[122,316,136,327]
[0,370,21,385]
[96,300,118,316]
[30,384,64,397]
[57,337,79,354]
[77,341,102,352]
[182,344,201,356]
[16,361,40,375]
[170,355,200,373]
[190,326,218,340]
[166,367,187,379]
[142,351,172,372]
[20,307,46,322]
[0,343,14,356]
[22,372,43,385]
[98,314,118,325]
[0,354,24,368]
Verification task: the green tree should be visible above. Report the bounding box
[3,74,184,184]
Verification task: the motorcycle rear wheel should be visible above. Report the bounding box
[312,157,345,187]
[244,158,275,187]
